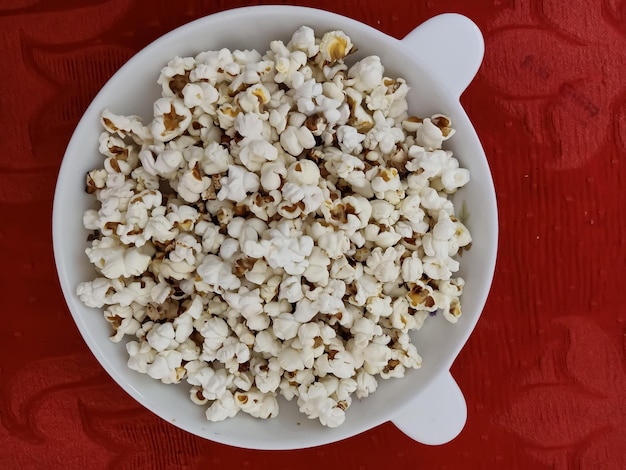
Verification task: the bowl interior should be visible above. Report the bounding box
[53,5,497,449]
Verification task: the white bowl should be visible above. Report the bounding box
[53,6,497,450]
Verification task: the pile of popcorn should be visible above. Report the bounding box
[77,26,472,427]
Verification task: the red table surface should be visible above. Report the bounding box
[1,0,624,469]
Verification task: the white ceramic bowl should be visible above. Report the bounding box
[53,6,497,450]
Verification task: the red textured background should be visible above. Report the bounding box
[1,0,625,469]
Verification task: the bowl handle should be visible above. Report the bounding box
[390,371,467,445]
[400,13,484,99]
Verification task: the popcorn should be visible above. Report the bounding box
[85,237,155,279]
[79,26,472,428]
[415,116,455,150]
[364,110,405,155]
[319,30,353,63]
[146,349,185,384]
[336,125,366,154]
[348,56,384,93]
[217,165,260,203]
[77,277,117,308]
[151,98,192,142]
[185,361,231,401]
[126,340,156,374]
[261,220,314,275]
[288,26,319,58]
[182,81,219,112]
[205,390,239,421]
[239,139,278,173]
[278,275,304,303]
[146,322,178,352]
[235,387,279,419]
[196,254,242,293]
[105,304,142,342]
[273,312,302,341]
[279,125,316,157]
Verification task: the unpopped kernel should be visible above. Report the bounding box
[78,26,472,428]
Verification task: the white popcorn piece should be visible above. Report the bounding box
[206,390,240,422]
[348,56,384,93]
[146,349,185,384]
[362,341,392,375]
[270,40,308,85]
[415,115,456,150]
[365,295,394,322]
[288,26,320,58]
[259,161,287,192]
[351,274,382,307]
[178,337,201,361]
[126,340,156,374]
[235,387,279,419]
[216,336,251,373]
[304,279,346,315]
[111,277,155,307]
[302,246,331,286]
[223,286,269,331]
[140,148,182,179]
[146,322,178,352]
[85,237,155,279]
[150,97,192,142]
[364,246,403,283]
[254,329,282,357]
[355,369,378,398]
[201,142,233,175]
[101,109,150,142]
[336,125,366,154]
[105,304,142,343]
[157,56,196,96]
[217,165,260,203]
[350,316,382,349]
[185,361,232,400]
[369,78,409,118]
[316,229,351,259]
[314,346,356,379]
[168,233,202,266]
[248,191,282,221]
[198,316,230,361]
[364,110,405,155]
[452,219,472,249]
[260,220,314,275]
[252,357,282,393]
[442,297,462,324]
[272,312,302,341]
[280,125,316,157]
[438,277,465,297]
[401,250,424,283]
[182,81,219,112]
[281,181,324,215]
[278,344,308,372]
[278,275,304,303]
[370,200,399,227]
[176,164,211,203]
[239,139,278,173]
[196,254,241,293]
[244,258,272,286]
[76,277,117,308]
[286,159,320,185]
[371,167,402,197]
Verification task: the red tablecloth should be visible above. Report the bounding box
[1,0,624,468]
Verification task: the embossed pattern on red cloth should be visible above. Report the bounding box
[0,1,624,469]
